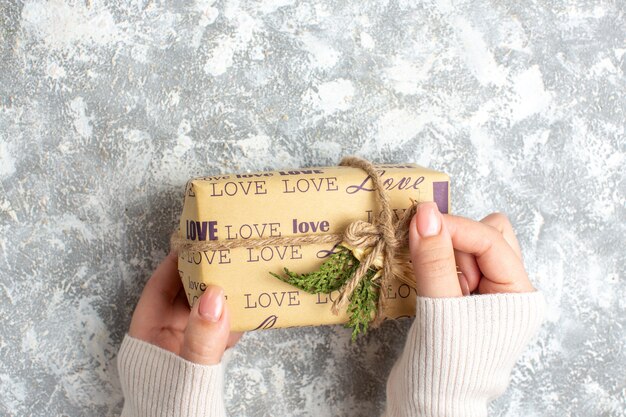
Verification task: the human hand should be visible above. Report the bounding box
[408,202,535,297]
[128,251,243,365]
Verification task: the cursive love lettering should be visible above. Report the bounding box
[345,170,424,194]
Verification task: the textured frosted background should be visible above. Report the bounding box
[1,0,624,416]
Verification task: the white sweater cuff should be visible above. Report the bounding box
[384,291,547,417]
[117,334,229,417]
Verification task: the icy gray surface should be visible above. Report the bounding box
[1,0,625,416]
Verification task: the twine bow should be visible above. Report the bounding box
[170,156,420,326]
[329,157,417,323]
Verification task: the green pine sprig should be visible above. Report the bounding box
[346,269,378,340]
[270,245,379,340]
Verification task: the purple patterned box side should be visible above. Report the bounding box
[433,181,449,214]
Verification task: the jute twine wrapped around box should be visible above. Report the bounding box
[171,156,419,331]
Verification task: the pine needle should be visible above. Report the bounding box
[270,245,380,340]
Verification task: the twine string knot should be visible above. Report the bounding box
[331,157,416,323]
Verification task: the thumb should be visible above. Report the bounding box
[180,285,230,365]
[409,202,463,298]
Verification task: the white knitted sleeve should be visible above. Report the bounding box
[117,334,232,417]
[383,291,547,417]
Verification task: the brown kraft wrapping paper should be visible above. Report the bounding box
[177,163,450,332]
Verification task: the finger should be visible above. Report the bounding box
[180,285,230,365]
[143,250,182,303]
[442,214,534,293]
[227,332,244,349]
[409,202,462,297]
[480,212,523,260]
[454,249,479,294]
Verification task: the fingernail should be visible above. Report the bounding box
[417,203,441,238]
[458,272,470,296]
[198,287,224,322]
